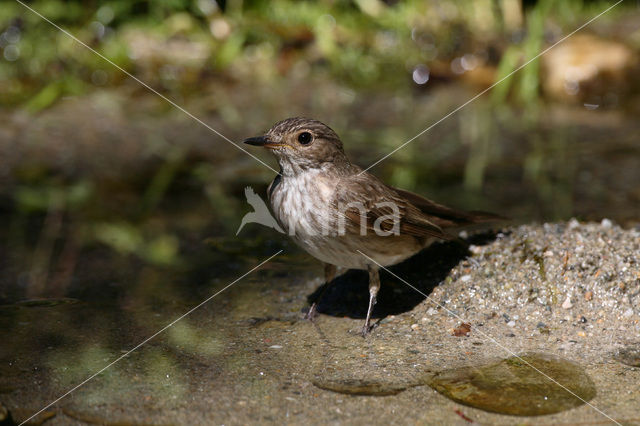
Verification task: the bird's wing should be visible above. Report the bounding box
[334,173,452,240]
[388,186,506,228]
[267,174,282,201]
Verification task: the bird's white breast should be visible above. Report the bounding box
[270,171,334,237]
[268,171,426,269]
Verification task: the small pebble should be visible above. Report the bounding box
[623,308,634,318]
[452,322,471,336]
[538,325,550,335]
[600,218,612,229]
[269,345,283,349]
[507,320,516,327]
[411,323,420,330]
[460,275,471,282]
[568,218,580,230]
[469,245,482,255]
[584,291,593,301]
[562,296,573,309]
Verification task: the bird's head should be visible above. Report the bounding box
[244,117,349,175]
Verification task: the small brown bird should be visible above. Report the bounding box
[245,117,501,335]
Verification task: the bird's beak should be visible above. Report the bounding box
[243,136,287,149]
[243,136,268,146]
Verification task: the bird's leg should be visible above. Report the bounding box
[362,265,380,336]
[305,263,337,320]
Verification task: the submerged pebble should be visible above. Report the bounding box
[312,377,420,396]
[614,344,640,367]
[427,353,596,416]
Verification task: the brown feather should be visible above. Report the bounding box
[390,186,507,228]
[333,170,453,241]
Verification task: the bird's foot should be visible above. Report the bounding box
[304,303,318,321]
[361,321,373,337]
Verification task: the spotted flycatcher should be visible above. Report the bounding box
[245,117,501,335]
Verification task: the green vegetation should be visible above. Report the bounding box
[1,0,626,109]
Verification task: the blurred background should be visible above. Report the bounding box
[0,2,639,417]
[1,0,639,302]
[1,0,640,302]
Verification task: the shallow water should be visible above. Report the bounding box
[0,82,639,424]
[311,352,598,417]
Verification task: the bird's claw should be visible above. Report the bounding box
[361,321,373,337]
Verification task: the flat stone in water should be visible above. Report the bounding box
[312,377,417,396]
[614,345,640,367]
[427,353,596,416]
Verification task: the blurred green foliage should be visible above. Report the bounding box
[1,0,626,109]
[0,0,635,299]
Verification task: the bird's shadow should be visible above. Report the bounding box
[308,232,500,319]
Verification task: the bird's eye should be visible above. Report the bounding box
[297,132,312,145]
